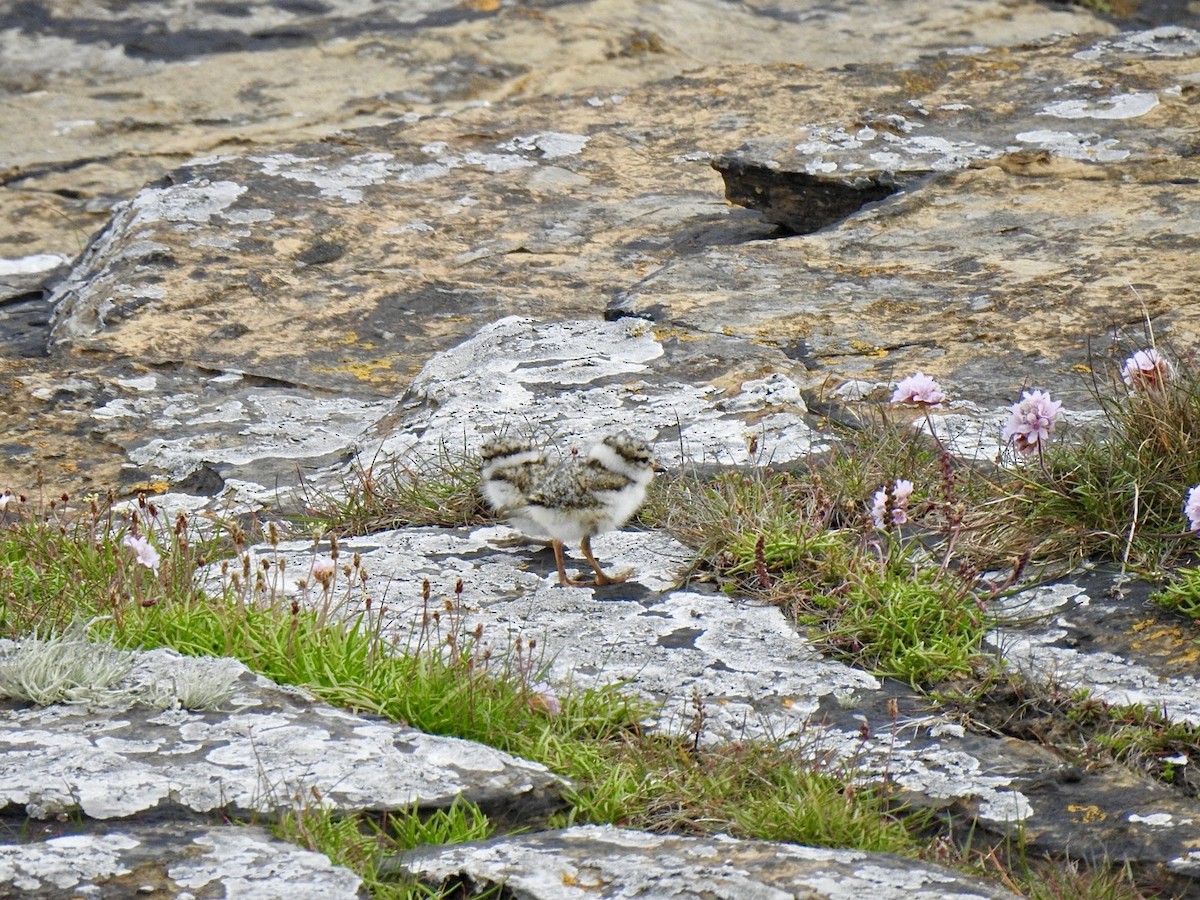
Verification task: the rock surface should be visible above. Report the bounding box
[394,824,1023,899]
[0,642,565,821]
[0,0,1117,496]
[5,0,1200,897]
[226,522,1200,883]
[1,824,365,899]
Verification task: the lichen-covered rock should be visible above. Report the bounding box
[0,824,364,899]
[712,26,1200,233]
[0,646,565,820]
[392,824,1022,899]
[11,23,1197,496]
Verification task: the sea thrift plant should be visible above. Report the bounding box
[309,557,337,591]
[890,372,945,406]
[123,533,161,573]
[870,479,913,529]
[1185,486,1200,533]
[1001,390,1062,457]
[1121,348,1173,390]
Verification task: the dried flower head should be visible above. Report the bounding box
[1121,348,1173,390]
[890,372,946,406]
[123,534,161,573]
[1001,389,1062,456]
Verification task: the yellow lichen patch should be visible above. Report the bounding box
[1171,646,1200,667]
[1130,624,1188,656]
[652,326,706,343]
[1067,803,1107,824]
[461,0,500,10]
[1071,363,1092,374]
[127,480,170,495]
[849,340,888,358]
[315,358,397,384]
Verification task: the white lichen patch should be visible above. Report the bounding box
[0,824,361,898]
[500,132,590,159]
[1074,26,1200,60]
[1129,812,1192,827]
[989,628,1200,728]
[0,832,140,892]
[101,385,392,486]
[250,144,538,203]
[1013,129,1129,162]
[378,316,825,468]
[0,252,69,276]
[130,180,249,226]
[1039,91,1159,120]
[988,581,1088,622]
[168,827,363,898]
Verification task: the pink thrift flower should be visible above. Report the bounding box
[870,479,914,529]
[310,557,337,590]
[1121,348,1173,390]
[1002,390,1062,456]
[123,533,161,573]
[890,372,946,406]
[1185,486,1200,533]
[528,681,562,716]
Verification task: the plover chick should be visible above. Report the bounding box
[479,436,550,540]
[525,432,655,587]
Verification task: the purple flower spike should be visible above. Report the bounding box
[1002,389,1062,456]
[891,372,946,406]
[870,479,914,529]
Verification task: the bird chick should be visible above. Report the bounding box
[479,436,549,540]
[480,432,655,586]
[524,432,655,587]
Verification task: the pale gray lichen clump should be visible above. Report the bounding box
[0,624,238,711]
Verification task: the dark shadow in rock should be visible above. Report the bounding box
[711,153,919,235]
[174,462,226,496]
[0,292,54,359]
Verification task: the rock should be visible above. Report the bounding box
[4,1,1200,895]
[1,824,364,899]
[0,643,566,820]
[711,27,1200,234]
[615,28,1200,409]
[392,824,1023,899]
[0,0,1119,496]
[9,24,1197,495]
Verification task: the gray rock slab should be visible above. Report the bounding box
[990,576,1200,727]
[382,315,823,468]
[43,316,823,507]
[0,823,364,899]
[0,645,564,820]
[393,824,1022,899]
[612,28,1200,410]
